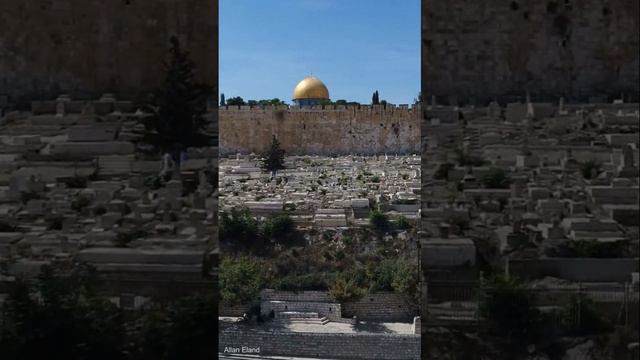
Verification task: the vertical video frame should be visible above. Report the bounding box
[0,1,218,359]
[218,1,422,359]
[421,0,639,359]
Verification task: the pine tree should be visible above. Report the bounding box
[220,93,226,106]
[260,135,286,175]
[141,36,212,157]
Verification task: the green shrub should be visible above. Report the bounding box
[219,207,259,243]
[369,210,390,232]
[370,176,380,183]
[220,256,263,306]
[333,249,346,261]
[366,260,396,292]
[262,214,295,240]
[391,261,419,302]
[274,272,334,292]
[561,295,611,336]
[329,277,365,303]
[365,259,418,300]
[395,216,412,230]
[479,274,540,343]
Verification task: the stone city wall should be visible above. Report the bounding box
[423,0,640,103]
[0,0,217,105]
[219,330,421,360]
[219,105,421,155]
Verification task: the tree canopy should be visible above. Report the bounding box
[219,256,264,306]
[0,263,218,360]
[226,96,245,106]
[0,264,126,360]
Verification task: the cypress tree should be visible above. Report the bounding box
[141,36,212,157]
[372,90,380,105]
[260,135,286,175]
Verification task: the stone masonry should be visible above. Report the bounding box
[0,0,217,104]
[422,0,640,103]
[219,104,420,155]
[219,330,420,360]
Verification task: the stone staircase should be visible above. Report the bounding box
[274,311,330,326]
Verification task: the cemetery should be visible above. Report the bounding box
[0,94,218,304]
[218,151,422,358]
[422,97,640,359]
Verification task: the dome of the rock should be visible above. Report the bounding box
[292,76,330,105]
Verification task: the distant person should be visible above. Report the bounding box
[159,152,175,182]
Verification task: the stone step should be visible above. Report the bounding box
[277,311,319,319]
[319,317,330,325]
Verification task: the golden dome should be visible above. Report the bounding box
[292,76,330,100]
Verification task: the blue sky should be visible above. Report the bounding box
[220,0,420,105]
